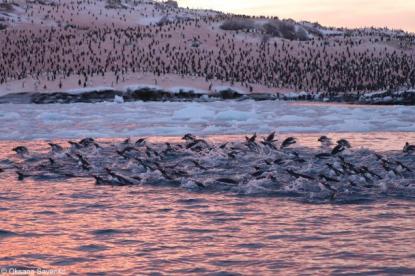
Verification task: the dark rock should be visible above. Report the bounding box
[164,0,178,8]
[220,18,255,31]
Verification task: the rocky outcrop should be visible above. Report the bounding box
[164,0,178,8]
[220,18,255,31]
[0,88,414,105]
[105,0,127,9]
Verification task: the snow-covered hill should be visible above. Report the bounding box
[0,0,414,96]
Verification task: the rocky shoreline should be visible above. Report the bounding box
[0,88,414,105]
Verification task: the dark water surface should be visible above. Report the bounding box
[1,133,415,275]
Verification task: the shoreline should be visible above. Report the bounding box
[1,86,414,105]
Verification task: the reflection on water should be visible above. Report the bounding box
[0,133,415,274]
[1,180,415,274]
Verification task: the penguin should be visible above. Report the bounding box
[403,142,415,154]
[337,139,352,149]
[280,137,297,149]
[286,169,314,180]
[318,180,337,200]
[16,171,28,181]
[331,144,345,155]
[264,131,277,143]
[326,163,344,176]
[135,138,146,147]
[227,151,237,159]
[12,146,29,157]
[48,143,63,153]
[121,138,131,145]
[318,136,331,144]
[182,133,196,141]
[186,138,210,151]
[319,174,340,183]
[381,161,400,176]
[68,141,82,150]
[360,166,382,179]
[105,168,137,185]
[79,138,97,147]
[245,133,257,143]
[93,175,108,185]
[216,178,239,185]
[75,154,91,171]
[395,161,412,172]
[315,153,332,159]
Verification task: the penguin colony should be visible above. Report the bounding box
[0,0,414,94]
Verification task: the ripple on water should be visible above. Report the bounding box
[32,210,57,215]
[0,229,17,238]
[50,257,91,266]
[236,243,265,249]
[76,244,110,252]
[176,198,208,204]
[1,137,415,274]
[91,229,127,236]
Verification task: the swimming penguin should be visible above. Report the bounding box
[93,175,108,185]
[122,138,131,145]
[216,178,239,185]
[135,138,146,147]
[190,160,207,170]
[318,136,331,144]
[315,153,332,159]
[75,154,91,171]
[289,151,306,163]
[274,158,285,165]
[381,161,400,176]
[49,157,56,166]
[12,146,29,156]
[48,143,63,153]
[319,174,340,183]
[117,146,139,158]
[331,144,345,155]
[318,135,333,148]
[105,168,136,185]
[227,151,237,159]
[264,131,277,143]
[68,141,82,150]
[245,133,257,143]
[186,138,210,151]
[286,169,315,180]
[395,161,412,172]
[79,138,96,147]
[337,139,352,148]
[182,133,196,141]
[359,166,382,180]
[318,180,337,200]
[219,143,228,149]
[280,137,297,149]
[403,142,415,154]
[16,171,28,181]
[326,163,344,176]
[252,167,265,177]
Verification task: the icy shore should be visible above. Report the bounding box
[0,100,414,140]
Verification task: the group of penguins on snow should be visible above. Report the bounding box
[2,133,415,200]
[1,0,415,94]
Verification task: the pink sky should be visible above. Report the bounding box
[178,0,415,32]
